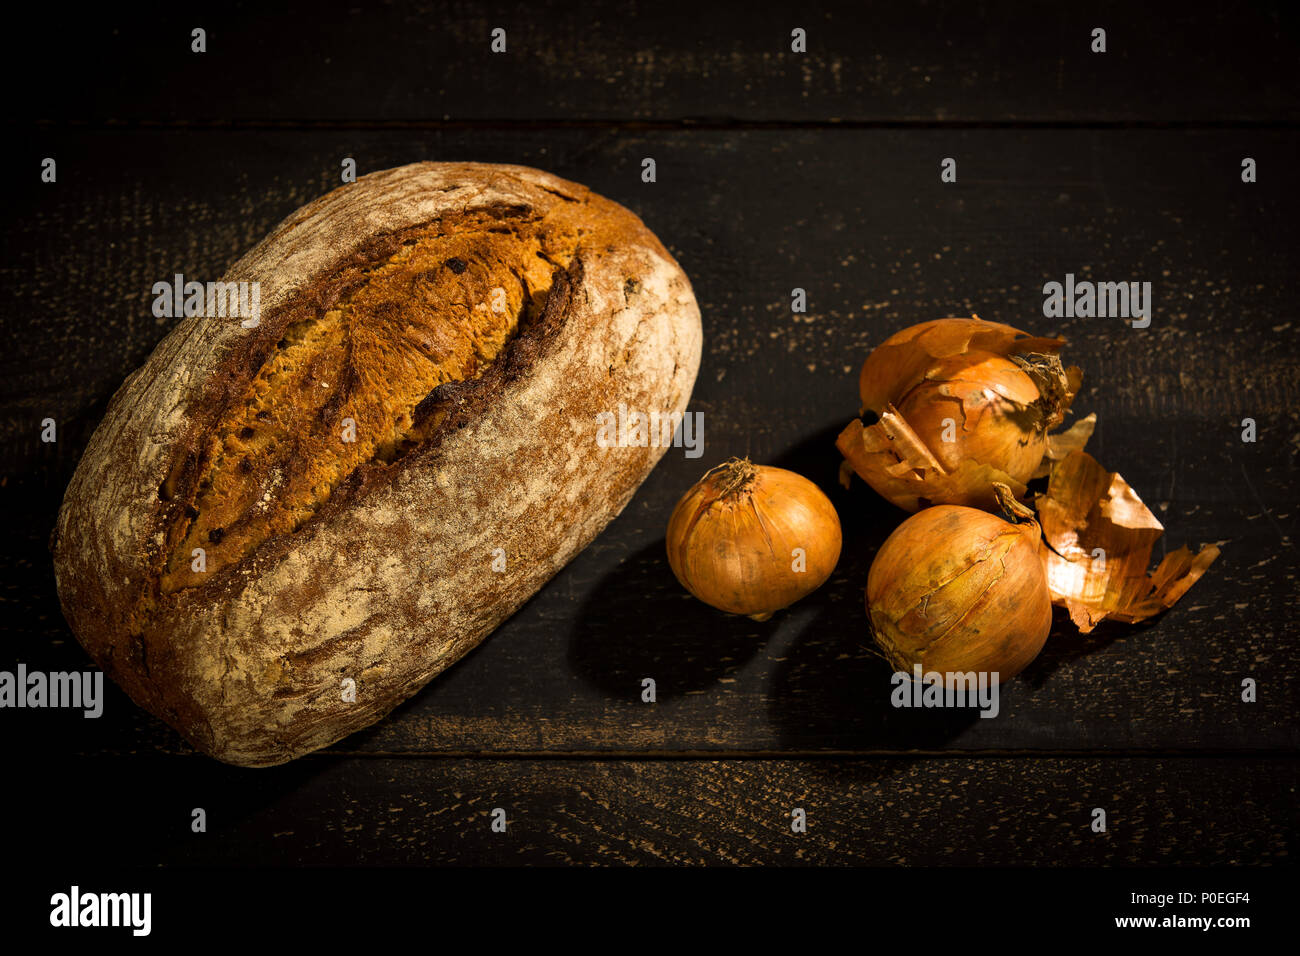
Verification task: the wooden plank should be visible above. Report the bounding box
[2,128,1295,756]
[12,2,1300,125]
[5,754,1293,866]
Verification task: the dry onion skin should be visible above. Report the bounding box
[666,458,842,621]
[1036,450,1221,633]
[836,316,1096,512]
[865,485,1053,683]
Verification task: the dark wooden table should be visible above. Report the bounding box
[2,1,1296,868]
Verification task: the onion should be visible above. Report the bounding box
[666,458,842,621]
[837,317,1094,512]
[894,349,1048,487]
[865,485,1052,682]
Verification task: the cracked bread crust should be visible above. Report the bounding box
[51,161,703,766]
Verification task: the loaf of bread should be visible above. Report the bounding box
[52,162,702,766]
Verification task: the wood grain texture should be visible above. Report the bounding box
[3,6,1298,871]
[4,754,1292,866]
[2,129,1294,759]
[10,2,1299,124]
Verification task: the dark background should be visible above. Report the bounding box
[1,1,1296,873]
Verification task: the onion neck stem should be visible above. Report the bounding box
[707,456,759,500]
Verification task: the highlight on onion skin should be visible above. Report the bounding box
[837,316,1095,513]
[865,486,1053,684]
[666,458,842,621]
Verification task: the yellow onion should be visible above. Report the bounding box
[836,317,1093,513]
[893,349,1047,487]
[666,457,842,621]
[865,486,1052,682]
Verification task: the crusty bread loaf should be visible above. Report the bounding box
[52,162,702,767]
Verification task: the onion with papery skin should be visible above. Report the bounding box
[666,458,842,621]
[866,485,1052,683]
[836,316,1095,513]
[893,349,1048,487]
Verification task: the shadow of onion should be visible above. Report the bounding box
[1018,609,1155,689]
[762,425,989,750]
[567,423,985,749]
[565,537,781,698]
